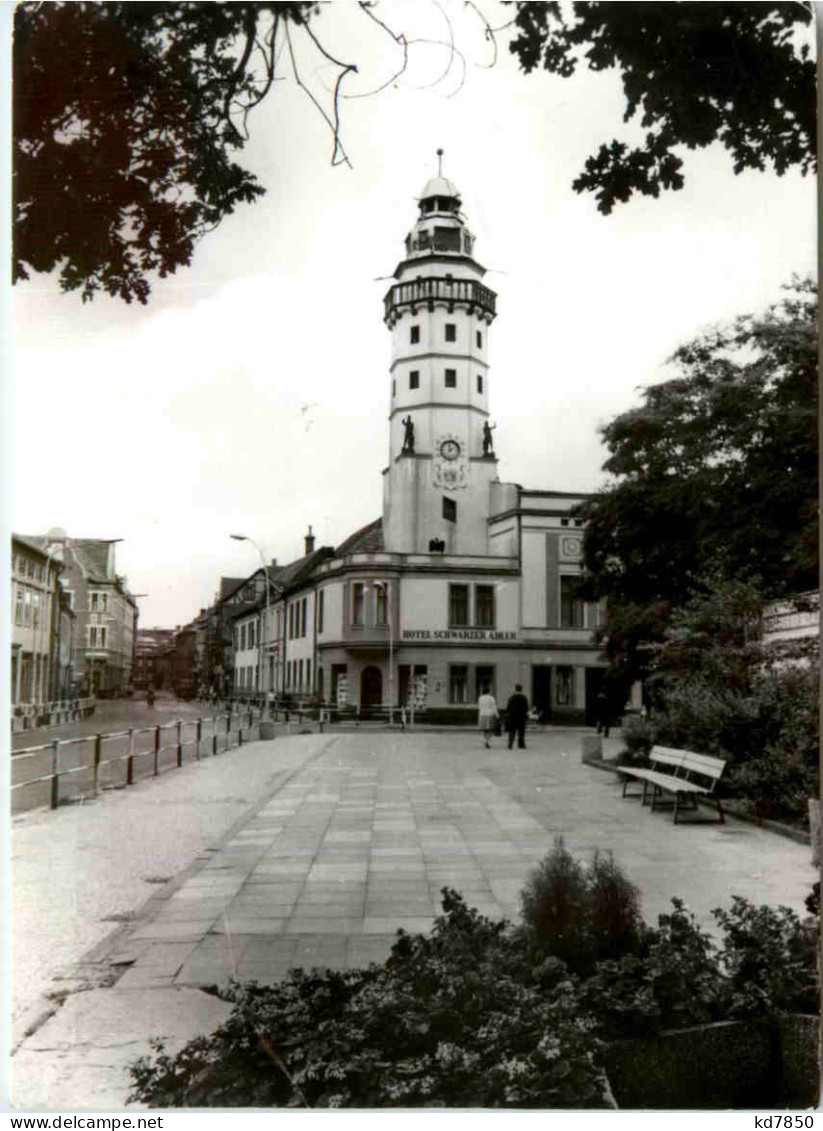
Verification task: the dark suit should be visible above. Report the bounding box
[506,691,529,749]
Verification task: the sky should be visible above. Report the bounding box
[9,1,817,630]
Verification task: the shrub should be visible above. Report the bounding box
[520,839,644,975]
[713,896,819,1017]
[130,890,607,1109]
[578,898,727,1040]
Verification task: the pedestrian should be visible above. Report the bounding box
[505,682,529,750]
[595,690,611,737]
[477,685,499,748]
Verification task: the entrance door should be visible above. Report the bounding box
[360,665,383,709]
[585,668,606,727]
[532,664,552,722]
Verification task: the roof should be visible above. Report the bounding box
[13,534,52,561]
[419,175,460,200]
[219,577,246,601]
[222,548,335,615]
[335,518,383,556]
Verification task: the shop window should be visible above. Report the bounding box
[556,666,574,706]
[410,324,420,344]
[445,323,456,342]
[475,664,495,699]
[410,370,419,390]
[449,664,469,704]
[475,585,495,628]
[560,576,585,628]
[449,583,469,627]
[352,582,365,625]
[443,497,456,523]
[445,368,456,388]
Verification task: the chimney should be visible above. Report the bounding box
[270,558,278,569]
[304,525,315,555]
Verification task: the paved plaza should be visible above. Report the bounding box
[70,729,815,987]
[10,727,815,1109]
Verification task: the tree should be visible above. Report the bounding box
[578,278,817,680]
[509,2,816,213]
[13,2,316,303]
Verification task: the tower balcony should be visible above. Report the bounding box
[384,276,497,327]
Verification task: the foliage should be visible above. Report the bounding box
[578,281,817,683]
[509,3,816,213]
[130,889,607,1109]
[714,896,819,1017]
[520,839,644,974]
[579,898,727,1039]
[14,2,314,303]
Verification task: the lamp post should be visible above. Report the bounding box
[230,534,272,701]
[374,580,394,726]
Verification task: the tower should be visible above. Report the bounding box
[382,156,499,555]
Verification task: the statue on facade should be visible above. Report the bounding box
[482,420,496,457]
[401,415,415,454]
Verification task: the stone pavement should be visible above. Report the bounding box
[10,727,815,1110]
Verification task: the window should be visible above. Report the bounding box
[303,598,308,637]
[288,604,294,639]
[240,624,246,651]
[477,374,483,394]
[392,379,396,396]
[410,324,420,344]
[449,664,469,704]
[443,496,456,523]
[476,330,483,349]
[475,585,495,628]
[317,589,325,633]
[475,664,495,699]
[89,626,107,648]
[560,518,569,527]
[352,582,365,625]
[556,666,574,706]
[449,584,469,626]
[560,576,585,628]
[306,658,311,690]
[249,621,256,649]
[375,583,387,625]
[15,587,24,626]
[64,590,74,610]
[409,370,419,390]
[445,368,456,388]
[445,323,456,342]
[27,559,34,578]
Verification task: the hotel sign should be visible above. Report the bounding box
[401,628,517,643]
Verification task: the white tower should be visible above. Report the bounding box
[382,156,499,555]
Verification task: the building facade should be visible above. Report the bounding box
[11,535,73,704]
[28,535,139,698]
[243,168,606,723]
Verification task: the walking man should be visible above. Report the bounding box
[505,682,529,750]
[477,685,499,749]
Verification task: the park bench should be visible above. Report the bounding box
[619,746,727,824]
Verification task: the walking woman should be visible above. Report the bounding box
[477,686,499,749]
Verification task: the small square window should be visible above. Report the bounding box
[445,323,456,342]
[443,497,457,523]
[561,518,569,527]
[476,330,482,348]
[477,374,483,394]
[410,325,420,344]
[445,368,456,388]
[409,370,419,390]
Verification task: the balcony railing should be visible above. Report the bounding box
[384,276,496,324]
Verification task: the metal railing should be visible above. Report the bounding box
[11,706,268,814]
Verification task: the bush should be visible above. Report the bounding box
[713,896,819,1017]
[130,890,608,1109]
[520,839,644,975]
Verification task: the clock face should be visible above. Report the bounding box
[440,439,461,461]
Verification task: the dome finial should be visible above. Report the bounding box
[437,148,444,176]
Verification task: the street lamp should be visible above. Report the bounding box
[230,534,272,699]
[374,580,394,726]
